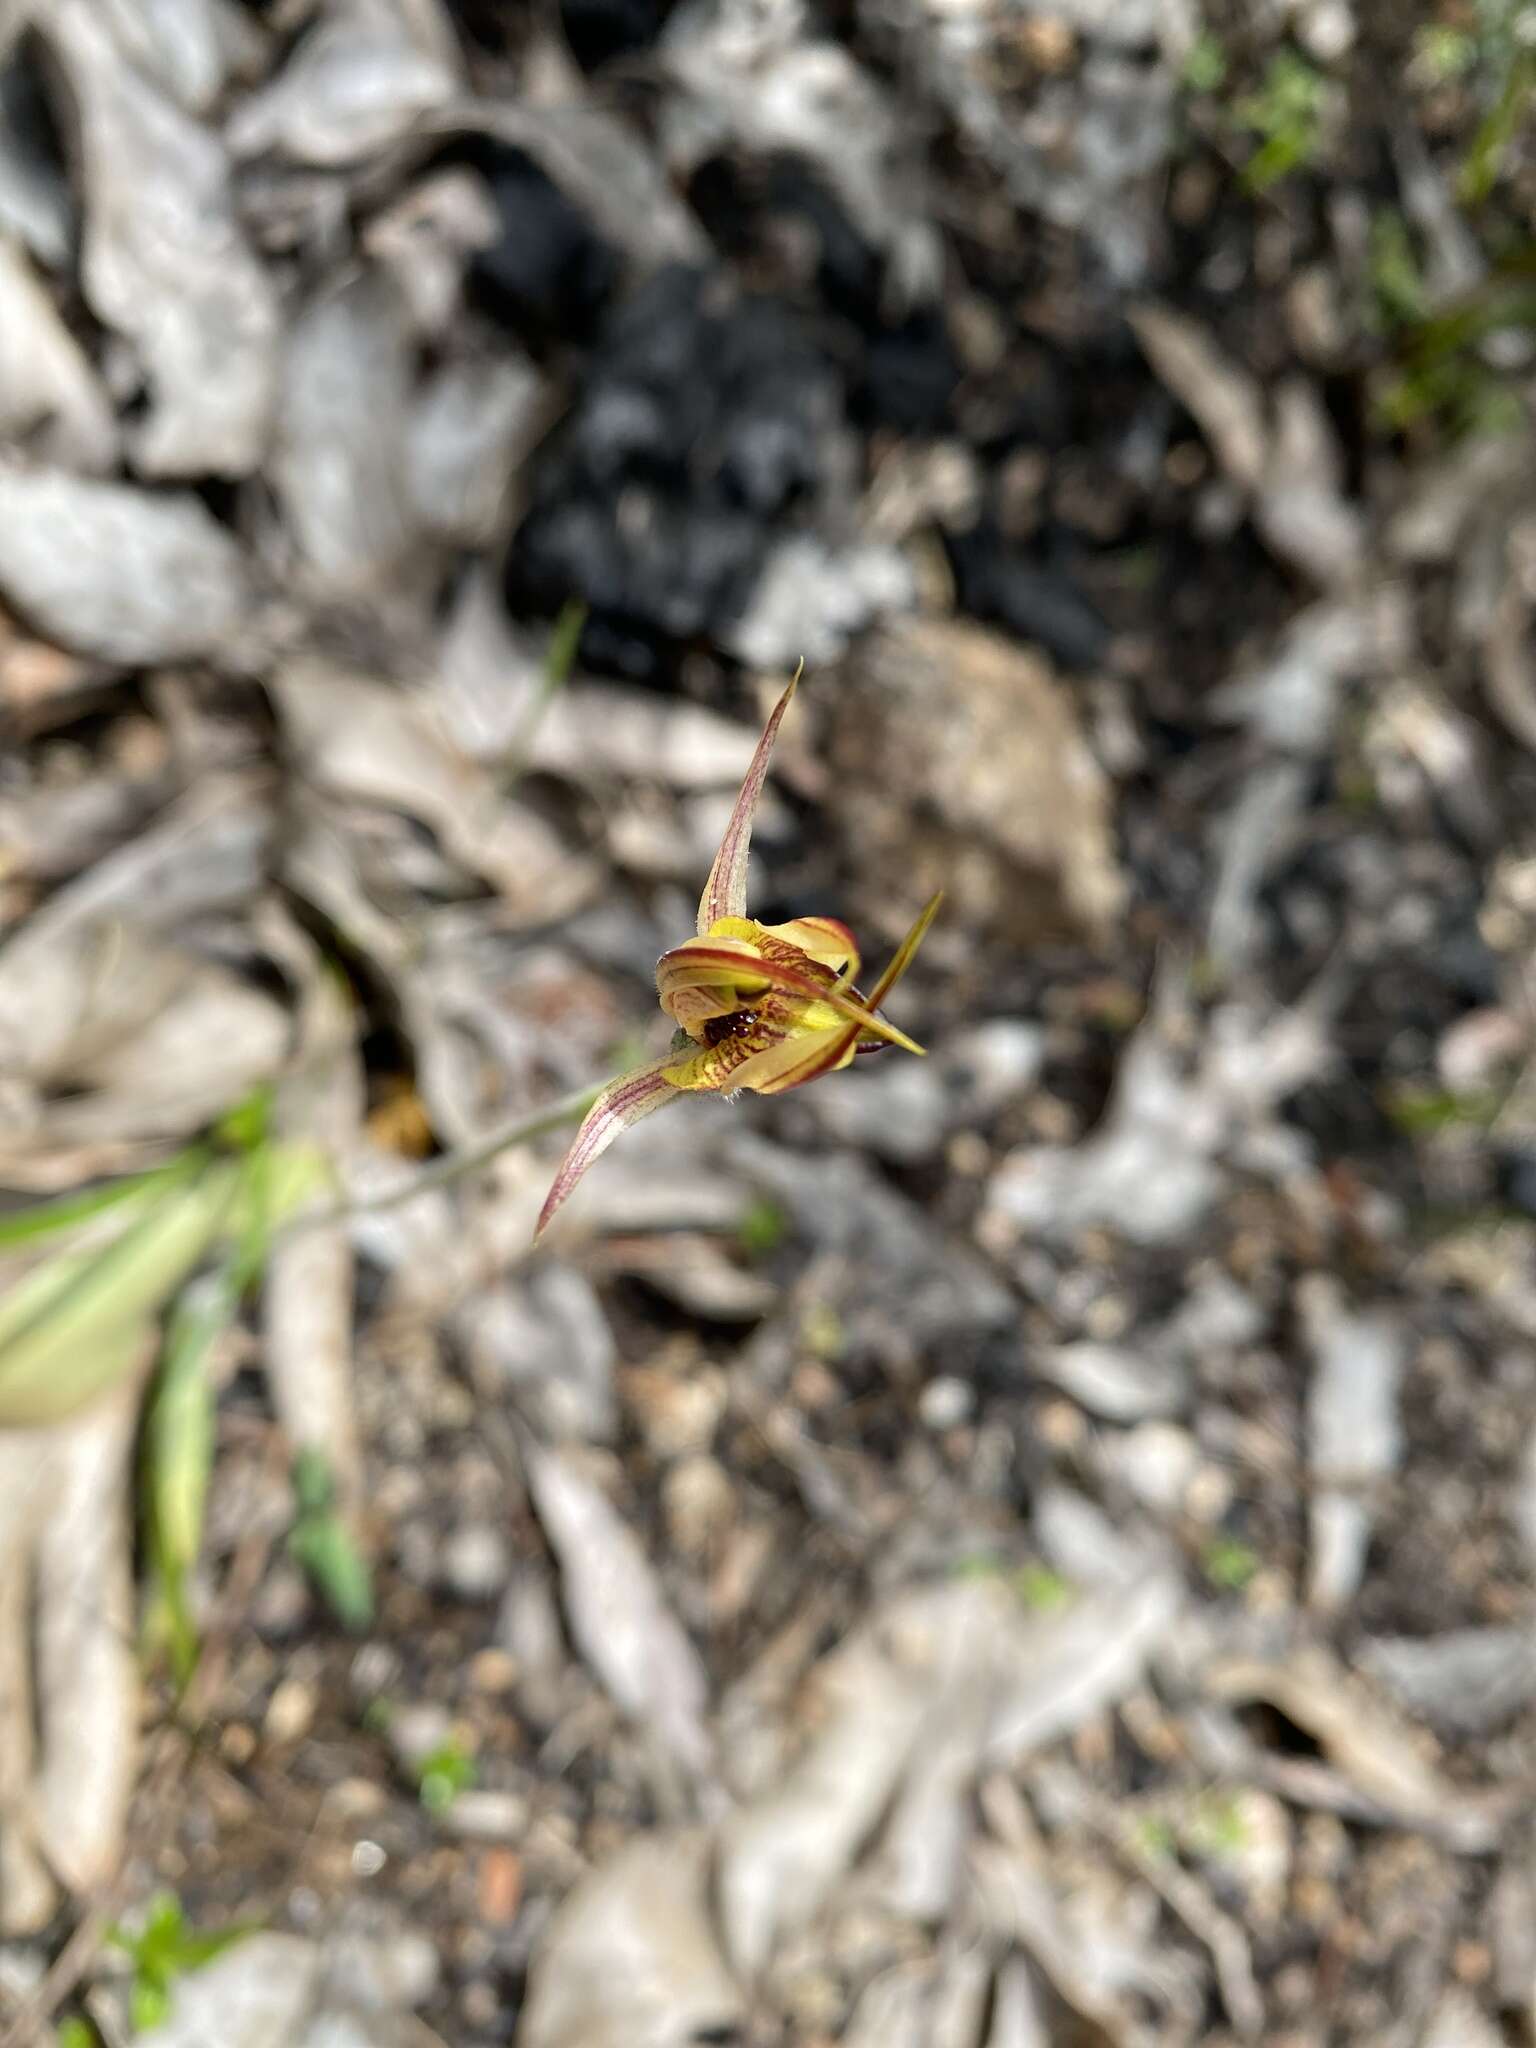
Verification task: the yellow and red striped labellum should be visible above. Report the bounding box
[534,676,942,1241]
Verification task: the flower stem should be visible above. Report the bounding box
[289,1081,606,1237]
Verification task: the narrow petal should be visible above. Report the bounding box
[659,942,923,1054]
[725,1024,859,1095]
[862,891,944,1014]
[534,1060,681,1241]
[697,670,799,934]
[756,916,860,984]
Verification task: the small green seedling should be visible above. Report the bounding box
[1202,1535,1260,1591]
[1235,51,1329,190]
[737,1194,790,1260]
[415,1737,478,1815]
[1182,29,1227,94]
[1012,1562,1073,1612]
[107,1892,256,2034]
[288,1447,375,1632]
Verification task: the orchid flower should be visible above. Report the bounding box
[536,676,942,1239]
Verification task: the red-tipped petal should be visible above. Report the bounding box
[657,942,924,1054]
[697,670,799,934]
[534,1059,681,1241]
[726,1023,859,1095]
[756,915,860,983]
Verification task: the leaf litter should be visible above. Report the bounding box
[2,0,1536,2041]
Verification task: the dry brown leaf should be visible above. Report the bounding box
[226,0,459,166]
[43,0,278,476]
[271,273,419,596]
[0,231,116,472]
[833,616,1125,946]
[524,1442,715,1783]
[270,658,597,919]
[0,469,251,664]
[32,1374,146,1895]
[517,1831,744,2048]
[1129,302,1268,491]
[1206,1648,1513,1852]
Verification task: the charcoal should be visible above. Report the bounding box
[504,263,846,678]
[457,139,619,350]
[945,525,1111,672]
[688,151,959,432]
[559,0,675,71]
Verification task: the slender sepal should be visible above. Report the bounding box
[534,1060,681,1241]
[697,670,799,934]
[863,891,944,1013]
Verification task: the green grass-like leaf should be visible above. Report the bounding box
[288,1447,375,1631]
[108,1891,258,2035]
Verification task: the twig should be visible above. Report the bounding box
[277,1079,606,1242]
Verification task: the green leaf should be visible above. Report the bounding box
[502,596,586,784]
[213,1084,273,1154]
[1012,1563,1073,1612]
[288,1449,374,1632]
[110,1891,260,2032]
[1459,47,1536,206]
[0,1161,242,1427]
[1182,30,1226,93]
[143,1260,248,1684]
[0,1152,204,1253]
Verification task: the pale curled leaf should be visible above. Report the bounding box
[517,1831,743,2048]
[226,0,459,166]
[0,232,117,472]
[716,1568,1180,1973]
[523,1441,714,1781]
[271,273,418,597]
[269,659,597,919]
[696,673,798,933]
[34,1376,146,1894]
[43,0,279,476]
[1300,1276,1404,1612]
[1129,302,1268,491]
[0,470,250,665]
[1205,1647,1514,1851]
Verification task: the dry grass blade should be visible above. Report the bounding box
[523,1441,715,1784]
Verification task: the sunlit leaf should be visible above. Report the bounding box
[0,1161,242,1427]
[0,1152,205,1253]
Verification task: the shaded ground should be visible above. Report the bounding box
[3,1,1536,2045]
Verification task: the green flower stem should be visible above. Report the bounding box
[284,1079,607,1238]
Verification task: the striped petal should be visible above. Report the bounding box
[756,916,859,985]
[697,671,799,933]
[766,893,945,1090]
[657,941,923,1054]
[724,1024,860,1095]
[534,1059,681,1241]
